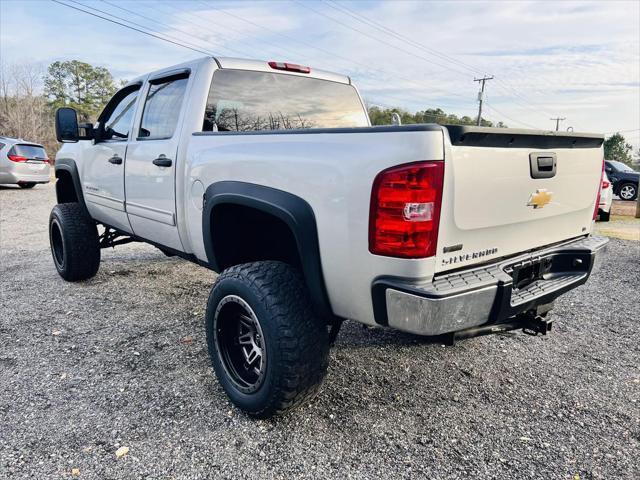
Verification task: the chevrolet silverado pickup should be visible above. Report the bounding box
[51,57,608,417]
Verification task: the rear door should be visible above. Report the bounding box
[124,70,190,251]
[83,84,141,233]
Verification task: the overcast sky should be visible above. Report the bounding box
[1,0,638,148]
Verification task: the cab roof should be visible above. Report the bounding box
[125,57,351,88]
[214,57,351,84]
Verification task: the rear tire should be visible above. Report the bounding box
[49,203,100,281]
[18,183,36,189]
[618,182,638,201]
[599,210,610,222]
[205,261,330,418]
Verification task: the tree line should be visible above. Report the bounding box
[0,60,636,166]
[367,105,504,128]
[0,60,117,156]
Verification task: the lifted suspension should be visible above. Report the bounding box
[99,227,135,249]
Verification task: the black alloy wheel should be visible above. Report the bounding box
[213,294,267,394]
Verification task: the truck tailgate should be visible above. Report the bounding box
[436,126,604,273]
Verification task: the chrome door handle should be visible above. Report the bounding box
[108,155,123,165]
[152,155,172,167]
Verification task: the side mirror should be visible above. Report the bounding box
[55,107,80,143]
[55,108,94,142]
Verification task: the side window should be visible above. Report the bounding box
[101,88,140,140]
[138,76,189,139]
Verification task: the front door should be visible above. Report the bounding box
[83,86,140,233]
[124,72,190,251]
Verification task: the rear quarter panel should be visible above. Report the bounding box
[183,128,444,323]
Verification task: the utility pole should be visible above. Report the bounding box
[474,76,493,126]
[550,117,566,131]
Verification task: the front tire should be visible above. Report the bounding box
[205,261,330,418]
[618,182,638,201]
[49,203,100,281]
[18,182,36,189]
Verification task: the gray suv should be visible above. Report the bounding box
[0,136,51,188]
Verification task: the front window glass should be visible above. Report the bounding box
[102,89,139,140]
[139,77,188,139]
[202,69,368,132]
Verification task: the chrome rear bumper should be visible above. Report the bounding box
[372,236,609,336]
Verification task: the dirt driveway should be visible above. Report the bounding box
[1,184,638,479]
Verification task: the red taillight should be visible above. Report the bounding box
[8,154,27,162]
[369,161,444,258]
[593,160,604,220]
[601,180,610,189]
[268,61,311,74]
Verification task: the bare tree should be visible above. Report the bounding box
[0,62,57,157]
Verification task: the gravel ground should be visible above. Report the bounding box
[1,183,638,479]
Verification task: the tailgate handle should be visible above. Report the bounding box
[529,152,557,179]
[537,157,554,171]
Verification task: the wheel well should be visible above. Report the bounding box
[203,181,333,319]
[211,203,301,271]
[55,169,79,204]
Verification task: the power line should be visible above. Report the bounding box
[194,0,335,62]
[359,0,590,122]
[153,1,300,61]
[321,0,476,78]
[321,0,562,119]
[192,0,472,101]
[50,0,216,57]
[483,102,542,130]
[94,0,253,58]
[296,0,559,127]
[604,128,640,134]
[294,1,472,81]
[363,91,477,115]
[58,0,475,116]
[53,0,476,121]
[52,0,563,131]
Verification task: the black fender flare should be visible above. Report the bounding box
[54,158,88,212]
[203,181,333,318]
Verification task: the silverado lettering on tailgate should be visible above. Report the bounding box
[442,247,498,266]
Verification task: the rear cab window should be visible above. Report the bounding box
[202,69,368,132]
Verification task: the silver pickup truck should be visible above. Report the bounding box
[51,56,607,417]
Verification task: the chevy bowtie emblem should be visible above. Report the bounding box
[527,188,553,209]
